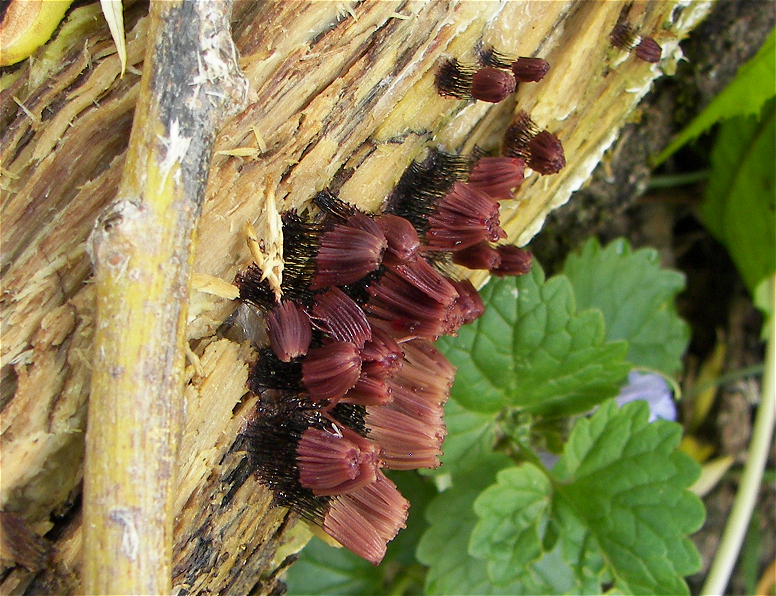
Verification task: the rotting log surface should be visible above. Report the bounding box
[0,2,711,594]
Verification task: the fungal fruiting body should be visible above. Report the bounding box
[237,157,542,563]
[511,57,551,82]
[238,46,568,566]
[609,23,662,63]
[502,111,566,175]
[468,157,526,200]
[470,66,517,103]
[435,52,549,102]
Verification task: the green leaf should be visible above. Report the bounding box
[285,536,384,596]
[700,97,776,293]
[470,400,705,595]
[419,451,605,595]
[469,463,550,577]
[563,238,690,374]
[656,28,775,164]
[468,465,607,592]
[436,265,630,418]
[417,453,536,595]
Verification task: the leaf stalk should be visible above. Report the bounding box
[701,274,776,596]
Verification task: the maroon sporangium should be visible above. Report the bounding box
[322,471,409,565]
[503,111,565,175]
[340,472,409,545]
[467,157,526,200]
[386,257,459,306]
[490,245,533,277]
[365,405,446,470]
[402,338,457,385]
[360,326,404,379]
[312,222,387,289]
[425,181,506,251]
[528,131,566,175]
[311,287,372,348]
[296,425,381,496]
[511,57,550,82]
[365,274,451,340]
[301,342,362,404]
[635,36,661,63]
[345,211,386,240]
[610,23,662,63]
[341,373,393,407]
[387,340,455,424]
[452,241,502,271]
[386,377,446,425]
[374,213,421,266]
[471,66,516,103]
[266,300,312,362]
[447,278,486,328]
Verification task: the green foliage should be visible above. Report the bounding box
[563,238,690,374]
[700,97,775,293]
[416,453,522,595]
[287,240,700,596]
[468,462,606,594]
[436,264,631,418]
[656,28,775,164]
[284,537,384,596]
[469,400,704,595]
[654,28,775,300]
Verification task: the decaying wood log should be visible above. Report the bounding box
[1,1,712,594]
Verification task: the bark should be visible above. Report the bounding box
[82,1,248,594]
[1,1,712,594]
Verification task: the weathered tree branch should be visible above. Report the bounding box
[83,1,247,593]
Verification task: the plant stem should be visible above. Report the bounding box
[728,468,776,484]
[648,169,710,189]
[82,2,247,594]
[701,275,776,596]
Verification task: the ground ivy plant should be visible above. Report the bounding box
[657,27,775,323]
[286,237,705,596]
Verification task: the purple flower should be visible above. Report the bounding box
[615,371,677,422]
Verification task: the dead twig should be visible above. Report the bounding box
[83,1,247,593]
